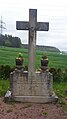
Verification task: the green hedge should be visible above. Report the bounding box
[0,65,67,82]
[49,68,67,82]
[0,65,15,79]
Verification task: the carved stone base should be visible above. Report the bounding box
[10,69,58,103]
[12,94,58,103]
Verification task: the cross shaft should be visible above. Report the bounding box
[16,9,49,76]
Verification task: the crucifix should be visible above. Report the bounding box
[16,9,49,77]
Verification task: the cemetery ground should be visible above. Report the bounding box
[0,47,67,119]
[0,81,67,119]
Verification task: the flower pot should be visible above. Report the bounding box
[16,58,23,68]
[41,59,48,66]
[41,59,48,71]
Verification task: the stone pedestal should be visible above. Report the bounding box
[10,69,58,103]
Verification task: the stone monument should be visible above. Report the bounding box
[10,9,58,103]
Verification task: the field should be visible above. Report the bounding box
[0,46,67,69]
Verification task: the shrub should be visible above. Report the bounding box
[49,68,67,82]
[0,65,15,79]
[24,65,28,71]
[0,65,67,82]
[63,68,67,82]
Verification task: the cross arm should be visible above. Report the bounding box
[36,22,49,31]
[16,21,29,30]
[16,21,49,31]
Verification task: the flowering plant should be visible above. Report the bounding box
[16,53,24,66]
[42,55,48,60]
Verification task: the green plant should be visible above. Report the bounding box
[18,52,23,58]
[49,68,67,82]
[42,55,48,59]
[0,65,14,79]
[53,82,67,98]
[0,79,10,96]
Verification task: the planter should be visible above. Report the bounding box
[41,59,48,71]
[16,58,24,69]
[41,59,48,67]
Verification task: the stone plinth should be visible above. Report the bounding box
[10,69,58,103]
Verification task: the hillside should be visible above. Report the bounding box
[0,35,60,52]
[22,44,60,52]
[0,47,67,69]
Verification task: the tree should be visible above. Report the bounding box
[0,34,22,48]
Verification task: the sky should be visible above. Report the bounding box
[0,0,67,51]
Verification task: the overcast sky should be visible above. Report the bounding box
[0,0,67,51]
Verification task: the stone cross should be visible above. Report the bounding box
[16,9,49,76]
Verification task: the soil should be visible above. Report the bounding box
[0,97,67,119]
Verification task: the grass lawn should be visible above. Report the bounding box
[53,82,67,98]
[0,47,67,69]
[0,79,9,96]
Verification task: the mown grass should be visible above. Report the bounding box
[53,82,67,98]
[0,46,67,69]
[0,79,9,96]
[54,82,67,109]
[0,46,28,67]
[36,51,67,69]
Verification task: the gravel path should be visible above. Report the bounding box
[0,97,67,119]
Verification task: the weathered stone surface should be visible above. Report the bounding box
[16,9,49,78]
[13,95,58,103]
[10,69,58,103]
